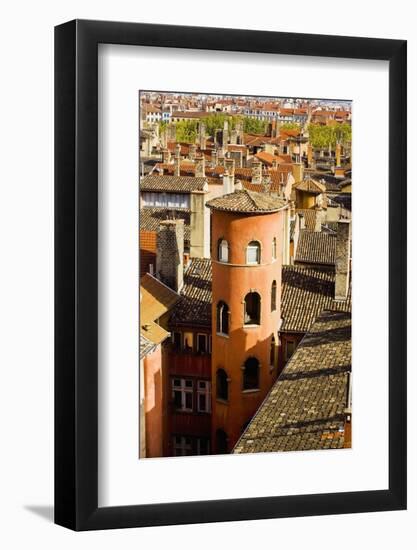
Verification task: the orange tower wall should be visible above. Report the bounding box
[210,208,285,451]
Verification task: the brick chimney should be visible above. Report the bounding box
[211,148,218,167]
[174,144,181,177]
[291,162,304,183]
[195,155,205,178]
[189,143,197,161]
[251,159,262,184]
[156,219,184,292]
[222,120,229,150]
[162,148,171,164]
[335,220,351,301]
[199,121,206,150]
[307,143,313,167]
[336,142,341,166]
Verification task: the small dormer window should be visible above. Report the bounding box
[246,241,261,264]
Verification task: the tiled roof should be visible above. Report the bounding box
[281,266,351,333]
[206,189,287,213]
[234,310,351,454]
[170,258,212,327]
[157,162,224,179]
[140,230,157,278]
[140,207,191,240]
[331,194,352,211]
[255,151,284,166]
[140,273,180,346]
[140,175,208,193]
[294,177,326,194]
[295,230,336,266]
[140,334,156,360]
[295,209,318,232]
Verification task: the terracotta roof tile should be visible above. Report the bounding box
[170,258,212,327]
[206,189,287,213]
[141,175,208,192]
[295,231,336,266]
[294,177,326,194]
[281,266,351,333]
[140,207,191,240]
[234,310,351,453]
[140,273,180,347]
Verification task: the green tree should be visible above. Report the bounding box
[280,122,300,131]
[175,120,198,143]
[307,123,351,148]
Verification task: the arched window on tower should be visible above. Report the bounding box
[271,280,277,312]
[272,237,277,260]
[243,357,260,390]
[244,292,260,325]
[216,301,229,335]
[246,241,261,264]
[216,368,229,401]
[217,238,229,263]
[216,429,228,454]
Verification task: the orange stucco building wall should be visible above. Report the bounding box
[210,208,286,451]
[144,345,164,457]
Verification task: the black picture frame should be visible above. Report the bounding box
[55,19,407,531]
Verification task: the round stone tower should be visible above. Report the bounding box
[206,189,288,453]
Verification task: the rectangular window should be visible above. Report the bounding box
[173,435,193,456]
[172,331,181,350]
[285,339,296,361]
[197,333,207,354]
[197,380,211,413]
[172,378,193,412]
[196,437,210,455]
[183,331,194,352]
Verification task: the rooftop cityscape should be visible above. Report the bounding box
[139,92,352,458]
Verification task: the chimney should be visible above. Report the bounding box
[334,220,351,301]
[307,143,313,167]
[156,219,184,292]
[222,120,229,149]
[291,161,304,183]
[189,143,197,161]
[217,153,225,167]
[251,159,262,184]
[314,207,324,232]
[162,148,171,164]
[336,142,341,166]
[211,148,218,167]
[225,157,235,180]
[230,129,238,145]
[199,121,206,150]
[174,144,181,177]
[195,155,205,178]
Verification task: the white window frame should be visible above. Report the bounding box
[246,241,261,264]
[197,380,211,413]
[172,378,194,412]
[218,239,229,263]
[173,435,192,456]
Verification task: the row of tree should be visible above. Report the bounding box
[159,115,351,147]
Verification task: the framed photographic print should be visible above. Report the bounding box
[55,20,407,530]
